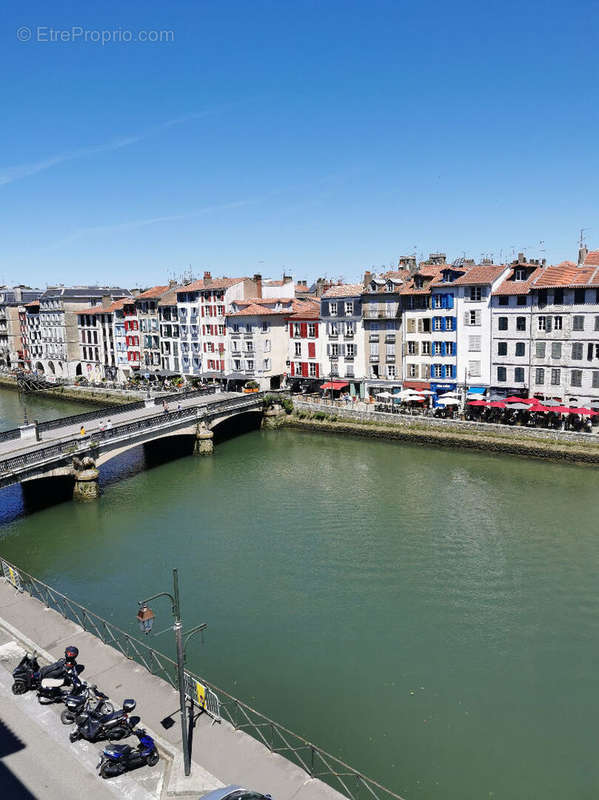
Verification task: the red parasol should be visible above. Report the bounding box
[467,400,487,407]
[487,401,506,408]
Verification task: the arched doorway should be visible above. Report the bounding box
[75,363,83,377]
[48,361,56,375]
[35,362,44,373]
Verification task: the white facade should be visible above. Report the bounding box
[320,286,365,395]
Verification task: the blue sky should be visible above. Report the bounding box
[2,0,598,288]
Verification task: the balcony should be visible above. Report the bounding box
[369,355,379,363]
[369,334,379,343]
[385,335,396,343]
[344,331,354,339]
[386,355,396,364]
[363,309,398,320]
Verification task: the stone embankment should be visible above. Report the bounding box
[0,374,146,406]
[288,400,599,465]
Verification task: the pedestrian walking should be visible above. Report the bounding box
[106,419,113,431]
[80,425,85,437]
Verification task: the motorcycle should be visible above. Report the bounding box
[69,699,138,743]
[61,684,114,725]
[12,646,82,702]
[97,727,159,778]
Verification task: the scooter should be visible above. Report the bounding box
[69,699,138,743]
[61,684,114,725]
[12,646,82,701]
[97,727,159,778]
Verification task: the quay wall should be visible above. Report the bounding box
[0,374,142,406]
[289,400,599,465]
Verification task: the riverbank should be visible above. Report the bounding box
[0,374,143,406]
[287,401,599,464]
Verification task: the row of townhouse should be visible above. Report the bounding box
[0,286,43,370]
[295,249,599,406]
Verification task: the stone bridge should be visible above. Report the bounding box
[0,390,281,499]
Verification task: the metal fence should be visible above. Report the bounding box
[0,555,405,800]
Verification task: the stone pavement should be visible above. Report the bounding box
[0,578,346,800]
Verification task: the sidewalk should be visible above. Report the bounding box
[0,578,344,800]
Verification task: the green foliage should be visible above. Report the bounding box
[280,396,294,414]
[245,380,259,390]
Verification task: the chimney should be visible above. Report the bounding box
[363,270,373,287]
[253,273,262,298]
[168,279,177,288]
[518,252,525,263]
[578,245,589,266]
[203,271,212,287]
[101,294,111,308]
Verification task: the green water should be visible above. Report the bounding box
[0,387,98,431]
[1,389,598,799]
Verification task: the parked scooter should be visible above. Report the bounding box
[12,646,82,701]
[61,684,114,725]
[69,699,138,743]
[97,727,159,778]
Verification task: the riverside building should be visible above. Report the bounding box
[0,286,42,370]
[286,299,324,392]
[320,284,365,398]
[361,270,408,396]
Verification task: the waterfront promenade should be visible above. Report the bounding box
[0,576,349,800]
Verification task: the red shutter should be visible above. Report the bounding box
[201,307,205,316]
[315,363,319,378]
[290,362,295,376]
[300,323,308,338]
[289,322,293,337]
[314,323,319,338]
[220,360,225,371]
[308,342,316,358]
[302,362,309,377]
[203,343,206,352]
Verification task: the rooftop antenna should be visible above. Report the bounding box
[580,228,589,248]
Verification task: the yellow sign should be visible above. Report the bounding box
[194,680,206,709]
[2,561,22,591]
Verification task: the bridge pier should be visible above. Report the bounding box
[262,404,286,429]
[72,456,99,501]
[194,423,214,455]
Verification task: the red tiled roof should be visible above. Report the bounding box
[451,265,507,285]
[135,285,170,299]
[76,298,128,315]
[25,301,40,308]
[492,264,544,295]
[322,283,364,298]
[158,288,180,306]
[583,251,599,267]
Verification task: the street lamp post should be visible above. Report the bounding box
[137,568,207,777]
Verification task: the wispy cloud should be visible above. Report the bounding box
[43,198,256,251]
[0,105,238,187]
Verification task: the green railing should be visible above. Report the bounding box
[1,556,406,800]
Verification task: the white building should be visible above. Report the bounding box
[320,284,365,397]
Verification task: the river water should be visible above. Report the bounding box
[0,388,598,799]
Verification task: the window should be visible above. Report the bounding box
[263,358,271,371]
[595,316,599,332]
[445,317,454,331]
[433,295,443,309]
[497,366,507,382]
[345,321,355,335]
[574,289,586,304]
[571,369,582,387]
[329,302,337,316]
[468,360,481,377]
[264,339,271,352]
[593,372,599,389]
[514,295,525,306]
[551,342,562,359]
[469,335,481,351]
[408,341,417,354]
[308,323,316,337]
[432,342,442,355]
[329,322,338,336]
[515,342,525,357]
[514,367,525,382]
[294,323,301,337]
[498,316,508,330]
[572,342,583,360]
[573,315,584,331]
[535,368,545,385]
[551,368,561,386]
[467,310,481,326]
[553,316,563,330]
[445,341,455,356]
[536,341,546,358]
[345,301,354,315]
[346,343,356,358]
[516,317,526,331]
[331,343,339,357]
[433,364,443,378]
[246,359,254,371]
[387,365,396,378]
[553,288,564,304]
[538,316,546,331]
[497,342,507,356]
[433,317,443,331]
[408,364,418,378]
[294,342,301,357]
[309,362,317,377]
[498,296,509,306]
[261,322,268,333]
[514,268,526,281]
[470,287,482,301]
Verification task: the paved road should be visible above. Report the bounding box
[0,631,164,800]
[0,390,241,460]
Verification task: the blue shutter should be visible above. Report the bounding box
[447,293,454,309]
[441,342,446,356]
[441,365,446,379]
[441,317,446,331]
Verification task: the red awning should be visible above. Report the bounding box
[403,380,431,390]
[504,396,536,403]
[467,400,487,406]
[321,381,349,390]
[487,401,506,408]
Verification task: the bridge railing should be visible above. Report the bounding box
[0,393,266,481]
[1,555,406,800]
[153,386,218,405]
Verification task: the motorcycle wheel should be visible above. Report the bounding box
[61,709,75,725]
[69,730,81,743]
[11,681,27,695]
[38,695,55,705]
[147,750,159,767]
[100,762,124,779]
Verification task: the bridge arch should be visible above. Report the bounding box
[48,361,56,375]
[35,361,44,373]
